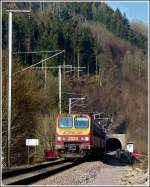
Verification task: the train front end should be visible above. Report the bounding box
[55,114,91,158]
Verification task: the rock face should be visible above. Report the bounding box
[121,167,148,185]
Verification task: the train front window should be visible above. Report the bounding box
[74,116,89,128]
[59,116,73,128]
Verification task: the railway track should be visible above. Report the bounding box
[2,159,84,185]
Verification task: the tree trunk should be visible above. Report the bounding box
[63,51,65,80]
[74,48,76,80]
[96,55,98,82]
[87,63,89,76]
[77,47,80,80]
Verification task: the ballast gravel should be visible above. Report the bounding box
[33,161,99,185]
[33,154,148,185]
[33,159,127,185]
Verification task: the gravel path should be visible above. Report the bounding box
[33,153,148,185]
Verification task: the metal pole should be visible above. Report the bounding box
[34,146,36,163]
[29,2,31,11]
[42,59,43,72]
[28,146,29,165]
[7,9,31,168]
[69,98,71,114]
[58,66,61,114]
[7,11,12,168]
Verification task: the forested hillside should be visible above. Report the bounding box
[2,2,148,165]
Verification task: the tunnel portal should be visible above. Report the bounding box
[106,138,122,151]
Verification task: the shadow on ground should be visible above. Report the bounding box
[86,152,129,167]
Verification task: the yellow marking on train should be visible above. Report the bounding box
[63,131,82,135]
[57,129,90,135]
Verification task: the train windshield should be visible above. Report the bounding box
[59,116,73,128]
[74,116,89,128]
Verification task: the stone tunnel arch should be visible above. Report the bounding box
[106,138,122,151]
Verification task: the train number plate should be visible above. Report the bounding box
[68,137,78,141]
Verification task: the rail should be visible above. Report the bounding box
[2,159,84,185]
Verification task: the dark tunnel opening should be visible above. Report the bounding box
[106,138,122,151]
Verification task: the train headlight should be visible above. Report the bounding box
[57,136,62,141]
[62,137,66,141]
[81,137,84,141]
[85,137,89,141]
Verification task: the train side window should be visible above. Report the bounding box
[59,116,73,128]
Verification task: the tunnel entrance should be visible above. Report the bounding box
[106,138,122,151]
